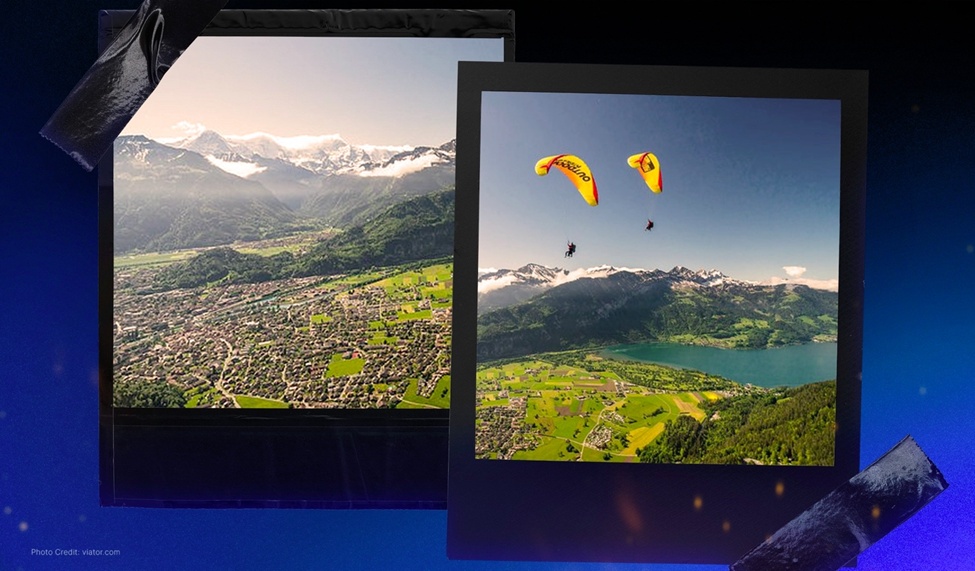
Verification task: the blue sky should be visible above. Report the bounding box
[478,92,841,286]
[123,36,504,146]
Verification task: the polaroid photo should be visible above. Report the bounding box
[448,61,865,563]
[100,9,513,508]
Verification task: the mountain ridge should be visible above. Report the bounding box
[133,129,455,178]
[154,188,456,290]
[477,265,839,360]
[114,129,457,253]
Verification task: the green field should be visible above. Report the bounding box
[374,264,453,302]
[325,354,365,377]
[369,334,398,345]
[234,244,303,257]
[235,395,289,408]
[319,270,390,293]
[397,308,433,321]
[397,374,451,409]
[477,355,710,462]
[512,435,578,461]
[115,250,198,268]
[184,386,220,408]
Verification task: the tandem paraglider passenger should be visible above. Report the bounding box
[628,152,663,234]
[565,241,576,258]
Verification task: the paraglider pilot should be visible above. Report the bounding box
[565,241,576,258]
[646,219,654,232]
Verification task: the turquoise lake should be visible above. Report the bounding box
[601,342,837,388]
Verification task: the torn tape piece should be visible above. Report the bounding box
[731,435,948,571]
[40,0,227,171]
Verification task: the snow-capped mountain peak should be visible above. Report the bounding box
[477,263,759,314]
[132,127,453,178]
[357,139,456,178]
[177,129,236,156]
[666,266,735,288]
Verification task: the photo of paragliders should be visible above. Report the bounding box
[473,90,843,465]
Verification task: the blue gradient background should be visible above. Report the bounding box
[1,3,972,570]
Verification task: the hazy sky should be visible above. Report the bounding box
[477,91,842,286]
[123,36,504,146]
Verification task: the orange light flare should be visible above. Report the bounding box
[614,491,643,534]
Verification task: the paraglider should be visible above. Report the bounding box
[628,152,662,232]
[535,155,599,206]
[627,152,662,193]
[536,154,597,257]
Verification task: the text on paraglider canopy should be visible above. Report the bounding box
[553,159,591,181]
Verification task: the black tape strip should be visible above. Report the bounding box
[40,0,227,171]
[731,436,948,571]
[205,10,515,38]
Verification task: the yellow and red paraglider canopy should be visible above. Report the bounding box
[535,154,599,206]
[627,152,662,193]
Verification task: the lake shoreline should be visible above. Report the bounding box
[598,341,837,388]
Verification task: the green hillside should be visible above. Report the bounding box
[153,188,455,290]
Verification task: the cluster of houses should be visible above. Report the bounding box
[114,269,452,409]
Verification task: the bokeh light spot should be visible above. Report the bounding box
[722,520,731,533]
[775,481,785,497]
[19,521,28,532]
[693,495,703,511]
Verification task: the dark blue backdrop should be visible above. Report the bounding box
[2,3,972,570]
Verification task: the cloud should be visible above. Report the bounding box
[783,265,807,278]
[477,267,498,275]
[154,122,207,144]
[173,121,207,137]
[358,154,441,178]
[477,274,519,294]
[204,155,267,178]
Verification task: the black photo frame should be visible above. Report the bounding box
[448,62,865,563]
[99,10,513,509]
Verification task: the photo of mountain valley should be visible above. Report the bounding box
[475,91,841,465]
[112,36,503,409]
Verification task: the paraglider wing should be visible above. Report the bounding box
[535,154,599,206]
[627,152,662,193]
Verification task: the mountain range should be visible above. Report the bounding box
[477,264,839,360]
[113,130,455,253]
[478,264,746,313]
[158,129,452,178]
